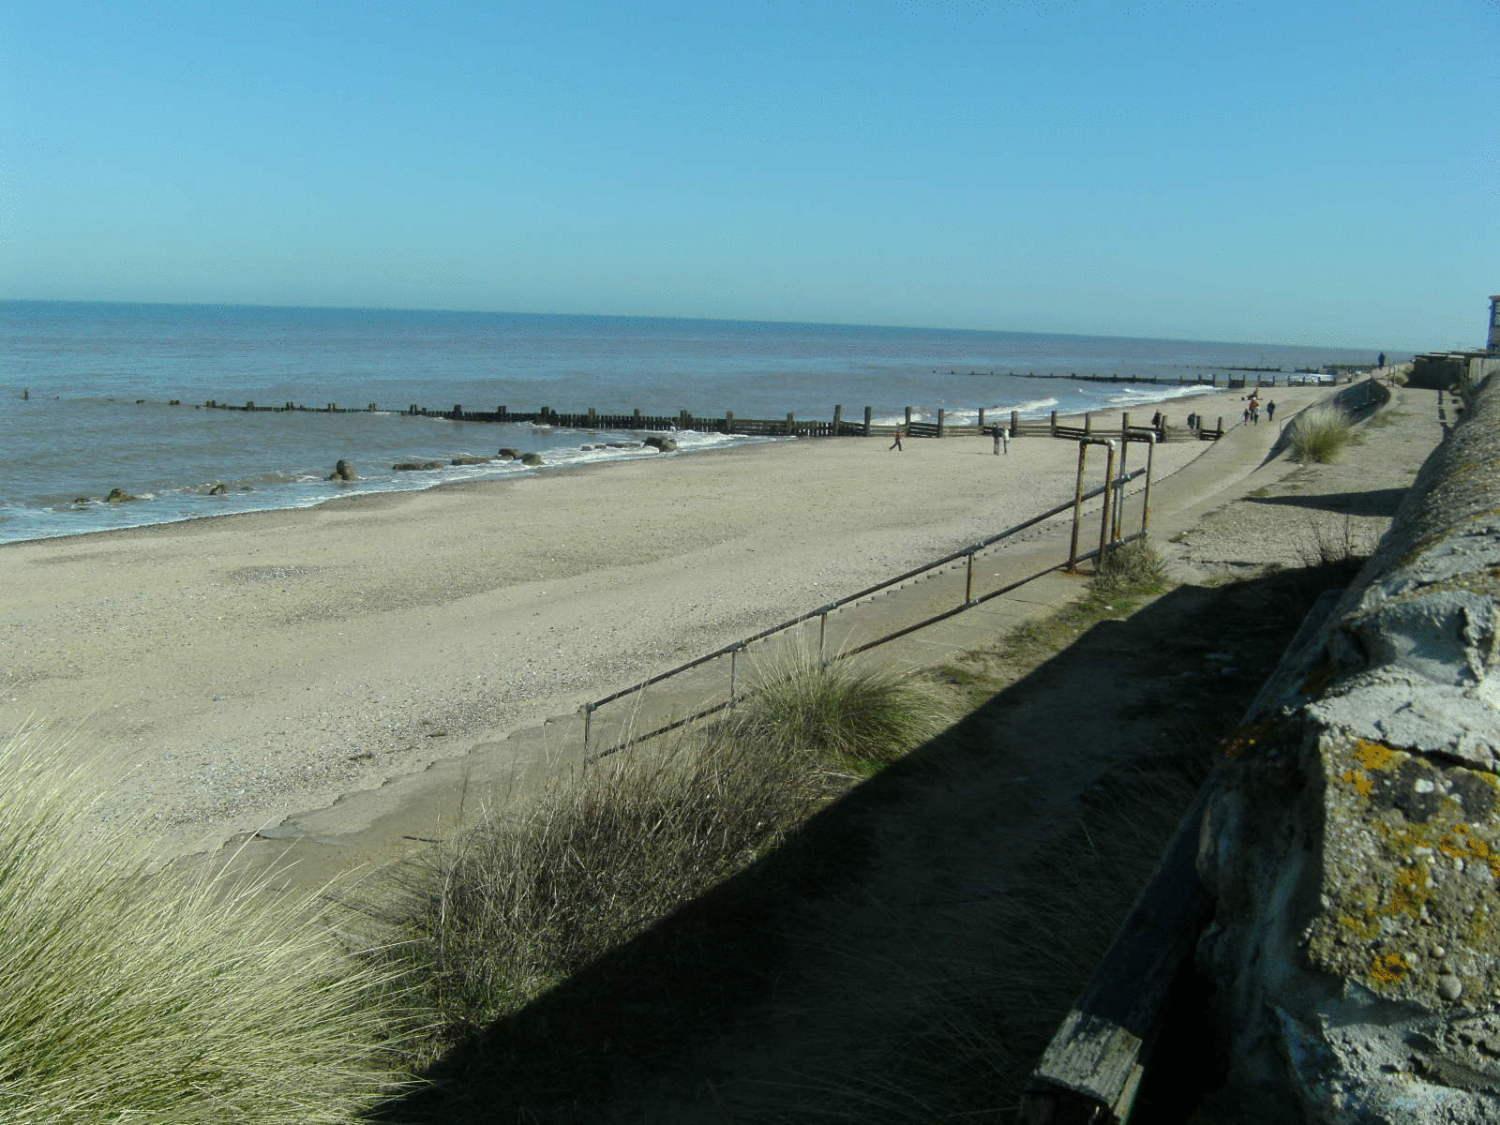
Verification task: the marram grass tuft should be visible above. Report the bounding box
[0,731,411,1125]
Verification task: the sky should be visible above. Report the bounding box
[0,0,1495,350]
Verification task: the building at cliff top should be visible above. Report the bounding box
[1408,294,1500,391]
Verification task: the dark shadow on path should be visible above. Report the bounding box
[1244,487,1406,517]
[367,563,1358,1125]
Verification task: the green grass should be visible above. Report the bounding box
[724,646,950,769]
[1287,403,1354,463]
[0,732,409,1125]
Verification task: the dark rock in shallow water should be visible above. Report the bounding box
[643,436,679,452]
[497,448,520,459]
[451,455,492,465]
[520,453,544,466]
[72,496,89,505]
[327,459,358,481]
[207,482,228,495]
[393,461,446,471]
[105,488,138,503]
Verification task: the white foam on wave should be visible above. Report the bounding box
[0,425,779,546]
[1101,384,1219,407]
[872,396,1060,426]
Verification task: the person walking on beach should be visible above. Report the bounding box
[1266,400,1276,422]
[889,427,904,452]
[991,424,1008,455]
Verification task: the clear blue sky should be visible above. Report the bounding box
[1,0,1494,349]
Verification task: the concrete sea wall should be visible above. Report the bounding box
[1198,374,1500,1121]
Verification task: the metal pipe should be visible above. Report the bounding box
[1113,437,1130,542]
[965,551,976,605]
[1067,441,1089,571]
[1098,441,1117,569]
[1142,433,1157,533]
[583,703,593,753]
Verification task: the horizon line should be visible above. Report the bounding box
[0,295,1399,356]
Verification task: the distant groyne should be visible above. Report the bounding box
[191,400,1231,443]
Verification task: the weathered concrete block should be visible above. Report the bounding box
[1199,373,1500,1121]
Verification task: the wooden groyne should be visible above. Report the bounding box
[954,370,1348,389]
[194,399,1231,443]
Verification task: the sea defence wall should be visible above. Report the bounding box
[1198,371,1500,1120]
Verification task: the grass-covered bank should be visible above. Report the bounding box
[363,545,1365,1123]
[0,733,409,1125]
[357,651,950,1067]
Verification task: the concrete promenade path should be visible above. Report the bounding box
[222,380,1384,889]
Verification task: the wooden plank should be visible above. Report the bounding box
[1020,794,1211,1124]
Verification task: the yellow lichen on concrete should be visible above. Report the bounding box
[1355,739,1402,773]
[1437,824,1500,879]
[1387,864,1432,917]
[1342,768,1374,798]
[1370,952,1410,985]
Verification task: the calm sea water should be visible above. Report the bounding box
[0,301,1377,544]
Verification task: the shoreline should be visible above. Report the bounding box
[0,383,1315,858]
[0,380,1247,551]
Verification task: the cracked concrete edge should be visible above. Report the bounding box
[1199,371,1500,1122]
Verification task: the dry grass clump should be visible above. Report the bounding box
[0,732,408,1125]
[370,651,951,1054]
[724,646,951,770]
[369,730,823,1049]
[1296,512,1375,569]
[1092,536,1170,597]
[1288,404,1353,463]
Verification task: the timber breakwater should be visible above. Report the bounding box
[198,399,1225,442]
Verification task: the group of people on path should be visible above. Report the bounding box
[1242,394,1277,426]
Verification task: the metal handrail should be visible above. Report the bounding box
[581,466,1146,748]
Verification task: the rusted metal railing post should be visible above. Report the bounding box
[583,702,593,753]
[818,611,829,665]
[965,550,976,605]
[729,646,739,706]
[1142,434,1156,533]
[1067,441,1089,571]
[1112,438,1130,543]
[1098,441,1117,568]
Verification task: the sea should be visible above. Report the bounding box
[0,301,1378,545]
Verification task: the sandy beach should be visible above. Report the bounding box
[0,385,1313,855]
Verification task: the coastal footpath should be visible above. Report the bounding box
[1199,372,1500,1120]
